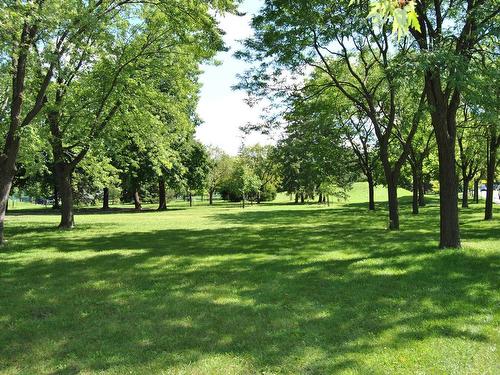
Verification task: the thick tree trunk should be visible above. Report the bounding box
[485,134,498,220]
[56,164,75,229]
[52,183,60,209]
[209,190,214,205]
[367,174,375,211]
[473,180,479,204]
[133,190,142,211]
[158,179,167,211]
[425,74,461,248]
[412,168,419,214]
[386,176,400,230]
[102,187,110,210]
[462,178,469,208]
[436,140,460,248]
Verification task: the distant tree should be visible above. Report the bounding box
[205,147,233,205]
[184,142,210,207]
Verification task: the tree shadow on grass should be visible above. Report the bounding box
[0,204,498,373]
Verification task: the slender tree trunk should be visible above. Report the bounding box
[294,192,299,204]
[318,192,323,204]
[386,175,400,230]
[367,173,375,211]
[189,192,192,207]
[418,180,426,206]
[485,133,498,220]
[0,164,15,245]
[158,179,167,211]
[133,189,142,211]
[56,163,75,229]
[209,190,214,205]
[102,187,110,210]
[300,192,305,204]
[412,167,419,214]
[473,180,479,204]
[462,178,469,208]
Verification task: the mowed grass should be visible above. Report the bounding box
[1,183,499,374]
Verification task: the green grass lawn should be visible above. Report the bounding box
[1,183,499,374]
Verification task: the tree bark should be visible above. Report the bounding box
[55,163,74,229]
[386,175,400,230]
[294,192,299,204]
[0,161,15,245]
[367,173,375,211]
[412,167,419,214]
[473,180,479,204]
[102,187,110,210]
[462,178,469,208]
[300,192,305,204]
[318,192,323,204]
[485,131,498,220]
[133,189,142,211]
[158,179,167,211]
[424,74,461,248]
[418,181,426,207]
[436,137,461,248]
[53,183,60,209]
[189,192,192,207]
[209,190,214,205]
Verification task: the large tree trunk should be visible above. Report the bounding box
[485,133,498,220]
[386,175,400,230]
[426,75,461,248]
[56,163,75,229]
[412,167,419,214]
[436,138,460,248]
[367,173,375,211]
[473,180,479,204]
[53,183,60,209]
[158,179,167,211]
[133,189,142,211]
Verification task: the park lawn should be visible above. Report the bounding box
[0,184,499,374]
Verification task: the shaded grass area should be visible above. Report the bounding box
[1,187,499,374]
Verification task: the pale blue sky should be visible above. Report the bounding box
[195,0,270,155]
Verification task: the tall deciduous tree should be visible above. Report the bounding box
[408,0,499,247]
[0,0,237,243]
[237,1,426,229]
